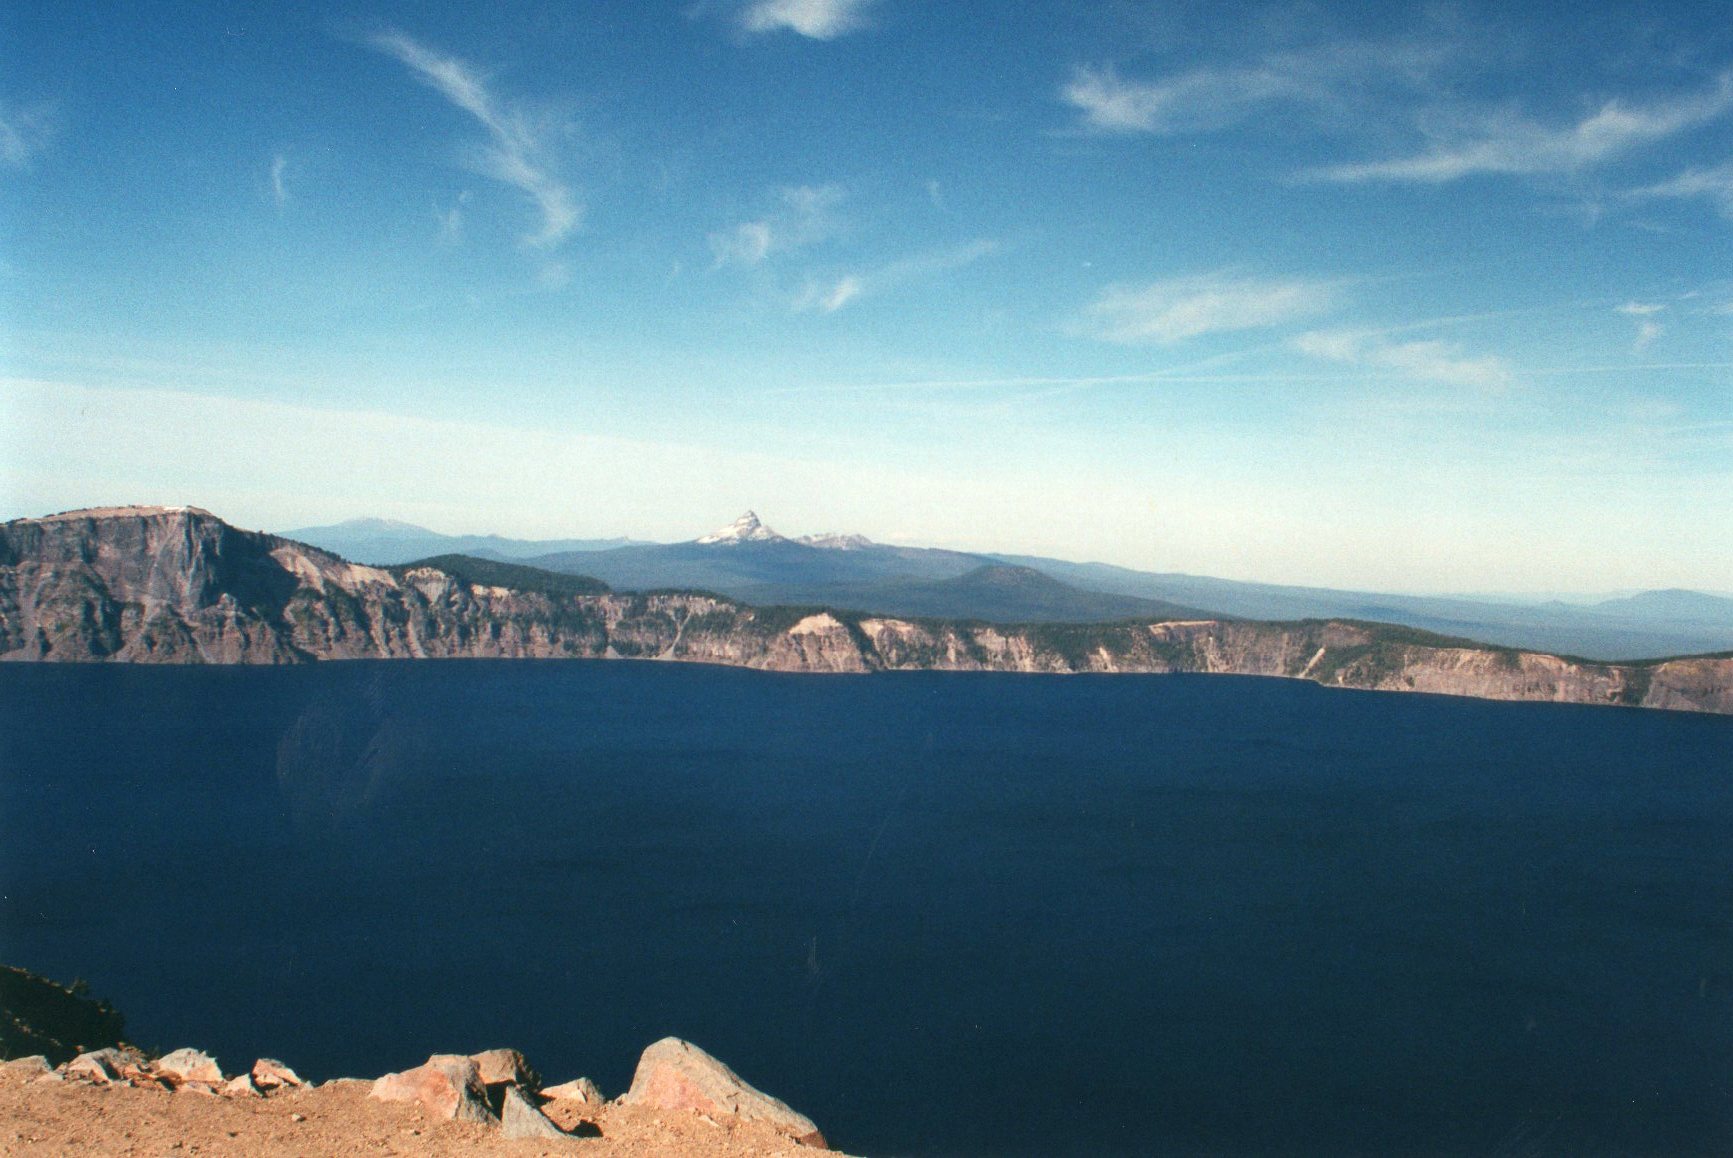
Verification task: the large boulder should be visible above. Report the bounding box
[620,1037,826,1149]
[501,1085,570,1140]
[153,1048,225,1085]
[371,1054,497,1124]
[469,1047,539,1092]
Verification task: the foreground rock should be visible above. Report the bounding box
[501,1084,569,1140]
[543,1075,606,1103]
[370,1054,496,1124]
[153,1047,224,1086]
[1,1073,847,1156]
[251,1057,305,1090]
[622,1037,828,1149]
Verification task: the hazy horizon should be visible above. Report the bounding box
[3,2,1730,593]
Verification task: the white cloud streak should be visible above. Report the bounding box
[708,184,845,267]
[1293,329,1514,389]
[270,152,290,207]
[797,239,998,313]
[1626,161,1733,216]
[1062,40,1444,135]
[372,31,580,247]
[0,100,52,167]
[739,0,874,39]
[1315,73,1733,183]
[1081,273,1334,344]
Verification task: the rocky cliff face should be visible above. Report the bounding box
[3,507,1729,715]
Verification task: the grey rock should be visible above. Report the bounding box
[501,1085,570,1141]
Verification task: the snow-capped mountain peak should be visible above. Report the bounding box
[696,511,785,545]
[795,532,875,550]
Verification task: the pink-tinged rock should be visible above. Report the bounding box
[370,1054,497,1124]
[250,1058,305,1091]
[469,1047,539,1091]
[176,1080,219,1096]
[542,1076,605,1104]
[154,1048,224,1085]
[65,1050,122,1084]
[500,1085,569,1140]
[223,1074,263,1098]
[621,1038,827,1149]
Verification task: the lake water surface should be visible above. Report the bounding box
[1,661,1729,1155]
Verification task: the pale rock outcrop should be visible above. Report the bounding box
[621,1037,827,1149]
[223,1074,263,1097]
[371,1054,497,1123]
[542,1076,606,1104]
[153,1047,225,1085]
[250,1057,305,1090]
[64,1047,147,1085]
[500,1084,570,1140]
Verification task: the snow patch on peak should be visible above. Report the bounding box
[696,511,785,545]
[796,532,874,550]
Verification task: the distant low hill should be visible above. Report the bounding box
[280,518,637,566]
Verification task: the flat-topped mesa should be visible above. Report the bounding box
[31,505,216,522]
[1,505,1729,714]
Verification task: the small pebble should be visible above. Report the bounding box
[290,1113,305,1122]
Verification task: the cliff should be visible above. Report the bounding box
[2,507,1729,715]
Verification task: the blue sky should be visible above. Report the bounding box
[2,1,1730,591]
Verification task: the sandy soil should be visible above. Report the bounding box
[0,1075,843,1157]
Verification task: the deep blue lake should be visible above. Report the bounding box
[1,660,1729,1155]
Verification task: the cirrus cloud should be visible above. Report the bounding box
[371,31,580,248]
[1081,273,1335,344]
[740,0,875,40]
[1294,329,1514,390]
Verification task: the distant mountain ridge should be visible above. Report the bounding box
[5,506,1732,717]
[279,517,639,566]
[277,511,1733,660]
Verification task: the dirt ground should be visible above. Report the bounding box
[0,1075,846,1157]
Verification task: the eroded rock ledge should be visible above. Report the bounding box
[3,506,1729,715]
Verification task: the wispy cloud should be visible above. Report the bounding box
[1061,40,1443,135]
[1614,302,1667,352]
[434,191,471,245]
[371,31,580,247]
[1081,273,1334,344]
[270,152,291,208]
[1294,329,1514,389]
[1314,72,1733,183]
[709,184,845,267]
[797,239,998,313]
[1625,161,1733,216]
[739,0,875,39]
[0,100,53,167]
